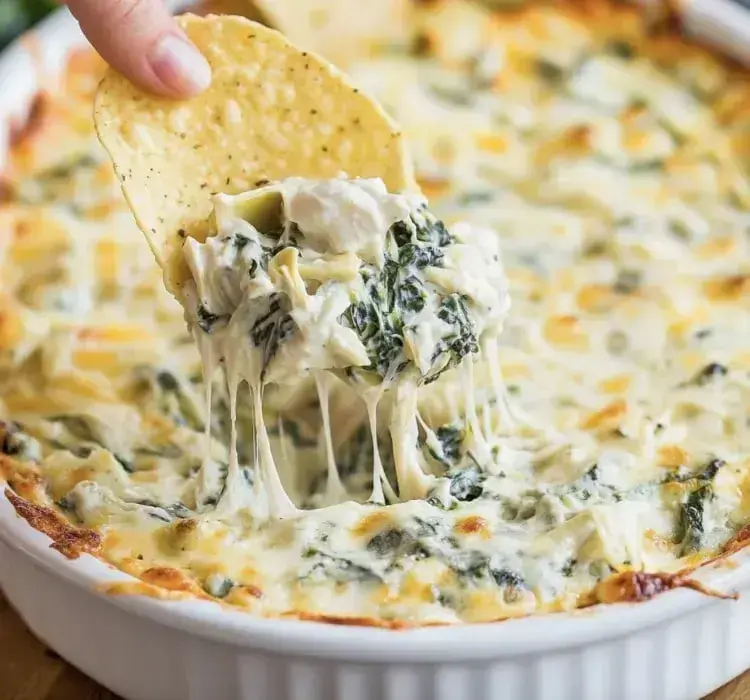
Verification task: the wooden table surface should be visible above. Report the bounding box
[0,591,747,700]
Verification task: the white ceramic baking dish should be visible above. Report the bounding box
[2,4,750,700]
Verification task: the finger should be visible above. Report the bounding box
[65,0,211,98]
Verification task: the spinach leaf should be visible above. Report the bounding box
[398,243,444,269]
[691,362,728,386]
[301,548,382,583]
[672,456,727,555]
[196,462,229,510]
[248,294,296,379]
[698,458,726,481]
[446,550,527,599]
[436,424,464,464]
[203,574,235,598]
[367,529,404,556]
[423,422,465,470]
[134,367,204,433]
[490,567,525,589]
[426,294,478,384]
[133,499,192,520]
[0,422,40,461]
[48,415,97,443]
[664,458,726,485]
[396,275,428,313]
[678,484,713,555]
[449,466,485,502]
[47,415,133,472]
[196,303,223,334]
[342,210,478,385]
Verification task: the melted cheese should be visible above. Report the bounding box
[180,176,509,518]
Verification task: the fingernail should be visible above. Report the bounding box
[150,34,212,96]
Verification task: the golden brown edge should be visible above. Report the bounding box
[3,471,748,630]
[2,0,750,629]
[3,486,101,560]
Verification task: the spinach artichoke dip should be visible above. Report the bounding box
[2,0,750,627]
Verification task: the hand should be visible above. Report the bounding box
[64,0,212,98]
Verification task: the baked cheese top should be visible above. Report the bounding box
[2,0,750,625]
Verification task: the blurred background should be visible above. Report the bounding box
[0,0,57,49]
[0,0,260,50]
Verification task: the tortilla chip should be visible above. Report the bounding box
[94,14,417,295]
[249,0,411,65]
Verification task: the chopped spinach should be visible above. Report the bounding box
[133,499,192,520]
[156,370,180,392]
[113,454,134,474]
[412,516,441,538]
[490,567,525,589]
[426,294,479,383]
[584,463,600,482]
[437,424,464,463]
[46,414,133,471]
[301,548,382,583]
[365,526,433,566]
[423,422,465,469]
[56,495,75,513]
[48,415,97,443]
[367,529,404,556]
[449,466,485,502]
[248,294,296,379]
[136,367,204,433]
[343,266,406,378]
[668,457,726,555]
[233,234,251,251]
[446,549,527,598]
[396,275,428,313]
[390,220,414,248]
[196,462,229,510]
[0,422,21,456]
[203,573,235,598]
[678,483,713,555]
[341,210,480,385]
[449,549,491,579]
[691,362,728,386]
[663,458,727,486]
[421,218,453,247]
[1,422,40,461]
[398,243,444,269]
[698,458,726,481]
[242,467,254,487]
[166,502,192,519]
[196,303,223,334]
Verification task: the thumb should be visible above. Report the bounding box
[65,0,212,98]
